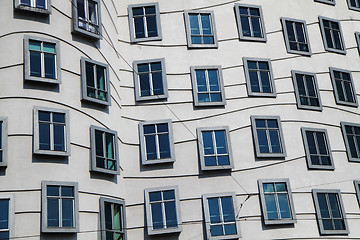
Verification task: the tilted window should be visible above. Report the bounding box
[250,116,286,158]
[184,10,218,48]
[312,189,349,235]
[72,0,102,39]
[41,181,79,233]
[0,118,8,168]
[15,0,51,14]
[100,197,127,240]
[341,122,360,162]
[128,3,162,42]
[235,3,266,42]
[319,16,346,54]
[356,32,360,55]
[329,67,358,107]
[347,0,360,11]
[190,66,226,107]
[90,126,119,175]
[80,57,110,106]
[355,181,360,206]
[243,58,276,97]
[0,196,14,239]
[144,186,182,235]
[281,18,311,55]
[314,0,336,5]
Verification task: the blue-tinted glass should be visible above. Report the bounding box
[210,225,224,236]
[218,156,230,165]
[251,17,262,38]
[249,8,260,16]
[157,124,168,133]
[305,76,316,97]
[53,124,65,151]
[191,36,202,44]
[139,74,150,96]
[134,17,145,38]
[208,70,219,91]
[296,74,306,98]
[196,70,207,92]
[138,64,149,73]
[95,131,104,157]
[344,82,354,102]
[278,194,291,219]
[20,0,31,6]
[316,132,327,155]
[215,131,227,154]
[48,198,59,227]
[260,71,271,93]
[146,16,158,37]
[143,125,155,134]
[210,93,222,102]
[163,190,175,200]
[247,61,257,69]
[132,7,143,16]
[201,15,212,35]
[334,219,345,230]
[150,62,162,71]
[318,193,330,218]
[221,197,235,222]
[295,23,305,43]
[239,7,248,15]
[0,199,9,230]
[205,156,217,166]
[39,123,50,150]
[255,119,266,128]
[328,194,341,218]
[265,195,278,220]
[145,135,157,160]
[249,70,260,92]
[53,113,64,123]
[152,72,164,95]
[35,0,46,8]
[44,53,56,79]
[208,198,221,223]
[29,40,41,51]
[39,111,50,121]
[86,63,95,98]
[240,16,251,36]
[263,183,274,193]
[286,21,296,41]
[158,134,170,159]
[0,232,9,239]
[202,131,214,155]
[224,223,237,235]
[151,203,164,229]
[62,199,74,227]
[164,202,177,228]
[258,62,268,70]
[62,186,73,197]
[275,183,286,192]
[257,130,269,153]
[149,192,161,202]
[30,51,41,77]
[269,130,281,153]
[47,186,59,196]
[145,6,155,14]
[43,43,55,53]
[203,36,214,44]
[199,93,210,102]
[267,120,277,128]
[105,133,114,160]
[324,29,334,48]
[189,15,200,35]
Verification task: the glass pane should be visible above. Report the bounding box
[295,22,305,43]
[275,183,286,192]
[196,70,207,92]
[39,123,50,150]
[53,124,65,151]
[77,0,85,18]
[61,187,73,197]
[164,201,178,228]
[265,194,278,220]
[278,193,291,219]
[333,31,342,50]
[249,70,260,92]
[30,51,41,77]
[29,40,41,51]
[317,193,330,218]
[249,8,260,16]
[86,63,95,97]
[145,135,157,160]
[202,131,214,155]
[163,190,175,200]
[306,131,317,155]
[324,29,334,48]
[95,130,104,158]
[0,199,9,230]
[143,124,155,134]
[189,14,200,35]
[158,134,171,159]
[251,17,262,38]
[96,66,106,92]
[152,72,164,95]
[334,219,345,230]
[134,16,145,38]
[104,203,112,230]
[47,186,59,196]
[255,119,266,128]
[0,232,9,240]
[296,74,306,97]
[132,7,143,16]
[150,62,162,71]
[20,0,31,6]
[328,194,341,218]
[215,130,227,154]
[269,130,281,153]
[344,82,354,102]
[145,6,155,14]
[286,21,296,41]
[224,223,237,235]
[316,132,328,155]
[347,135,358,158]
[208,70,220,91]
[53,113,65,123]
[208,198,221,223]
[88,1,97,24]
[221,197,235,222]
[105,133,114,159]
[267,120,277,128]
[210,93,222,102]
[157,124,168,133]
[257,130,269,153]
[47,198,59,227]
[205,156,217,166]
[305,75,316,96]
[44,53,56,79]
[239,7,248,15]
[151,203,164,229]
[139,74,150,96]
[201,15,212,35]
[39,111,50,121]
[335,80,345,101]
[62,199,74,227]
[263,183,274,193]
[210,225,224,237]
[203,36,214,44]
[146,16,158,37]
[260,71,271,93]
[240,16,251,37]
[114,204,122,231]
[191,36,202,44]
[43,43,55,53]
[149,191,161,202]
[218,156,230,166]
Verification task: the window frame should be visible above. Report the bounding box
[190,65,226,107]
[128,2,162,43]
[80,57,111,106]
[355,32,360,56]
[184,10,218,49]
[133,58,168,101]
[0,117,8,168]
[41,181,79,233]
[14,0,52,14]
[329,67,358,107]
[99,197,127,240]
[0,195,15,239]
[318,16,346,55]
[234,3,267,42]
[340,121,360,162]
[347,0,360,11]
[33,106,70,156]
[90,125,119,175]
[250,115,287,158]
[258,179,297,225]
[314,0,336,5]
[312,189,349,235]
[144,186,182,235]
[243,57,276,97]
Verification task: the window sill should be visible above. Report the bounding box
[15,5,51,15]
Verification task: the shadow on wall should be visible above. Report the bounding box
[40,234,77,240]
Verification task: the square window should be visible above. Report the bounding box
[41,181,79,233]
[33,107,70,156]
[72,0,102,39]
[319,16,346,54]
[329,67,358,107]
[128,3,162,43]
[24,35,61,84]
[258,179,296,225]
[281,18,312,56]
[243,58,276,97]
[190,66,226,107]
[291,70,322,111]
[133,59,168,101]
[301,127,334,170]
[234,3,266,42]
[355,181,360,206]
[144,186,182,235]
[80,57,110,106]
[347,0,360,11]
[196,126,233,171]
[314,0,336,5]
[99,197,127,240]
[90,125,119,175]
[14,0,51,14]
[184,10,218,48]
[312,189,349,235]
[340,122,360,162]
[139,120,175,165]
[0,196,14,240]
[0,117,8,168]
[202,192,241,240]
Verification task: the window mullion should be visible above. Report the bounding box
[149,64,154,96]
[274,188,282,220]
[143,8,149,38]
[59,187,63,228]
[265,121,273,153]
[218,197,225,234]
[93,64,98,98]
[198,14,203,43]
[205,70,210,95]
[154,127,160,160]
[102,132,107,168]
[50,113,54,151]
[325,193,335,230]
[352,129,360,157]
[111,203,115,239]
[41,44,45,78]
[302,75,310,102]
[291,22,299,48]
[211,131,218,161]
[330,28,336,50]
[161,192,167,229]
[248,13,254,36]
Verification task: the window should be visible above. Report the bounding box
[144,186,182,235]
[341,122,360,162]
[133,59,168,101]
[0,118,8,168]
[291,70,322,111]
[100,197,127,240]
[139,120,175,165]
[24,35,61,84]
[15,0,51,14]
[202,192,241,240]
[314,0,336,5]
[301,128,334,170]
[128,3,162,43]
[250,116,286,158]
[190,66,226,107]
[258,179,296,225]
[356,32,360,55]
[312,189,349,235]
[355,181,360,206]
[33,107,70,156]
[41,181,79,233]
[329,67,358,107]
[80,57,110,106]
[72,0,102,39]
[347,0,360,11]
[281,18,311,56]
[235,3,266,42]
[0,196,14,240]
[184,10,218,48]
[90,125,119,175]
[196,127,233,171]
[243,58,276,97]
[319,16,346,54]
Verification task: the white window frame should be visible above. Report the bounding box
[0,117,8,168]
[0,195,15,239]
[14,0,51,14]
[72,0,102,39]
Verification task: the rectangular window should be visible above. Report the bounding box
[15,0,51,14]
[355,181,360,206]
[90,126,119,175]
[347,0,360,11]
[281,18,311,55]
[0,196,14,240]
[356,32,360,55]
[196,127,233,171]
[41,181,79,233]
[341,122,360,162]
[80,57,110,106]
[291,70,322,111]
[202,192,241,240]
[235,3,266,42]
[0,118,8,168]
[144,186,182,235]
[128,3,162,43]
[139,120,175,165]
[314,0,336,5]
[33,107,70,156]
[250,116,286,158]
[133,59,168,101]
[184,10,218,48]
[243,58,276,97]
[258,179,296,225]
[329,67,358,107]
[312,189,349,235]
[100,197,127,240]
[190,66,226,107]
[319,16,346,54]
[24,36,61,84]
[72,0,102,39]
